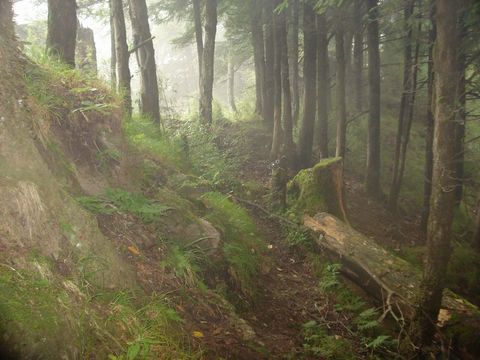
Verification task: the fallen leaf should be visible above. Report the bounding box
[193,331,204,338]
[128,246,140,256]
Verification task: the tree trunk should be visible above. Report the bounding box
[421,0,436,233]
[305,212,480,356]
[365,0,381,198]
[389,0,415,211]
[199,0,217,126]
[280,5,293,156]
[270,0,284,160]
[298,2,317,169]
[316,14,329,159]
[193,0,203,88]
[112,0,132,116]
[335,27,347,159]
[129,0,161,123]
[251,0,265,116]
[46,0,77,66]
[290,0,300,125]
[263,0,275,128]
[76,25,97,75]
[454,7,467,205]
[412,0,459,347]
[227,54,237,113]
[475,196,480,251]
[109,0,117,89]
[353,0,363,112]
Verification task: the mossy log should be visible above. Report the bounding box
[288,158,347,221]
[305,212,480,355]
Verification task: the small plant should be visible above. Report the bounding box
[76,188,171,223]
[285,226,311,247]
[161,245,200,286]
[301,320,356,360]
[318,263,342,293]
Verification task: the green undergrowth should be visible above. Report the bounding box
[0,258,197,359]
[124,114,240,190]
[299,258,396,359]
[76,188,172,223]
[201,192,265,302]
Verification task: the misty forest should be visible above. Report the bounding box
[1,0,480,358]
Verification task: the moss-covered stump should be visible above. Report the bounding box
[305,212,480,356]
[288,157,347,220]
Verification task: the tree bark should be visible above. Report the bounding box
[251,0,265,116]
[365,0,381,198]
[475,196,480,251]
[305,212,480,355]
[280,5,293,156]
[112,0,132,116]
[109,0,117,89]
[46,0,77,66]
[389,0,415,211]
[263,0,275,128]
[316,14,329,159]
[129,0,161,123]
[193,0,203,88]
[335,27,347,159]
[290,0,300,125]
[454,6,467,205]
[199,0,217,126]
[412,0,459,347]
[421,0,436,233]
[298,2,317,169]
[353,0,363,112]
[270,0,284,160]
[76,25,97,74]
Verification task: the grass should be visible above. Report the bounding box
[201,192,265,300]
[76,188,171,223]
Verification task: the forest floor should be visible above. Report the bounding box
[198,123,426,359]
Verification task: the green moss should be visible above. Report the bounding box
[0,266,84,358]
[288,157,342,216]
[202,192,265,300]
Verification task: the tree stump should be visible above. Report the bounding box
[288,157,347,221]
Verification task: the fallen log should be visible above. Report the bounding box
[304,212,480,355]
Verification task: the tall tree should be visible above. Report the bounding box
[353,0,364,112]
[316,13,329,159]
[112,0,132,115]
[263,0,275,128]
[251,0,266,116]
[193,0,203,86]
[270,0,284,159]
[412,0,459,347]
[199,0,217,126]
[389,0,416,211]
[290,0,300,125]
[475,195,480,251]
[109,0,117,89]
[365,0,381,198]
[46,0,77,66]
[129,0,161,123]
[454,5,467,204]
[280,3,294,156]
[421,0,436,232]
[298,1,317,169]
[335,21,347,158]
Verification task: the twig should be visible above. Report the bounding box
[128,36,156,54]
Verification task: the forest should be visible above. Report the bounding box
[1,0,480,358]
